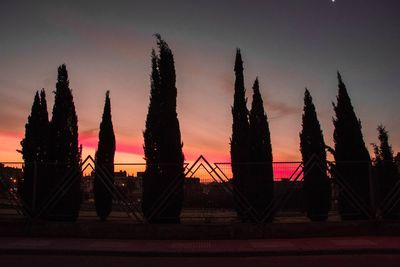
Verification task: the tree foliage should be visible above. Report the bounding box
[20,89,49,215]
[142,49,161,222]
[372,125,400,219]
[48,64,82,221]
[94,91,116,221]
[230,49,251,221]
[300,88,331,221]
[142,35,184,223]
[248,78,274,222]
[333,72,371,220]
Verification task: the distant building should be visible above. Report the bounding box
[82,170,142,202]
[0,163,23,193]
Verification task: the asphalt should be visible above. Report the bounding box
[1,236,400,257]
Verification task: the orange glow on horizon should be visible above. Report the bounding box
[1,130,301,180]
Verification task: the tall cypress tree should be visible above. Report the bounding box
[333,72,371,220]
[157,35,184,223]
[48,64,82,221]
[94,91,115,221]
[142,49,162,221]
[300,89,331,221]
[372,125,400,219]
[142,35,184,223]
[20,90,49,216]
[248,78,274,222]
[230,49,250,221]
[21,91,41,212]
[38,89,50,209]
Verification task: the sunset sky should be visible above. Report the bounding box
[1,0,399,164]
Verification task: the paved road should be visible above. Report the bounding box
[2,255,400,267]
[2,236,400,255]
[1,236,400,266]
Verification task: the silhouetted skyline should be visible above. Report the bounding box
[1,0,399,162]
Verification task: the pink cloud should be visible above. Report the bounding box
[79,130,144,157]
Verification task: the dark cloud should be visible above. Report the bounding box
[80,128,98,137]
[266,100,301,120]
[218,73,300,119]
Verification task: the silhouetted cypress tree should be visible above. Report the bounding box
[142,49,162,221]
[372,125,400,219]
[333,72,371,220]
[300,88,331,221]
[142,35,184,223]
[21,91,41,212]
[38,89,51,208]
[48,64,82,221]
[94,91,115,221]
[230,49,250,221]
[248,78,274,222]
[20,90,49,215]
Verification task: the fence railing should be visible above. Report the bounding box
[1,155,399,224]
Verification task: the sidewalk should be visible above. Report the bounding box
[1,236,400,257]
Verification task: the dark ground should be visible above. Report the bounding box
[1,236,400,267]
[2,254,400,267]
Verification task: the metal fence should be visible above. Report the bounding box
[1,155,400,224]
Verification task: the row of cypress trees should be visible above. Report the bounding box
[298,73,399,221]
[231,52,399,222]
[20,37,399,223]
[230,50,274,222]
[229,49,332,222]
[20,65,82,221]
[21,65,115,221]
